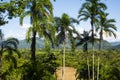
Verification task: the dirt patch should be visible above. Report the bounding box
[56,67,77,80]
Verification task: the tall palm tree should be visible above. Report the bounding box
[76,30,99,80]
[78,0,107,80]
[97,12,117,50]
[19,0,53,61]
[96,11,117,80]
[76,30,91,80]
[54,13,79,80]
[0,38,20,80]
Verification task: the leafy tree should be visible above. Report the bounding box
[76,61,92,80]
[0,0,21,25]
[100,64,120,80]
[0,37,20,80]
[78,0,107,79]
[20,52,58,80]
[0,2,8,26]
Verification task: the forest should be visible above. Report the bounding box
[0,0,120,80]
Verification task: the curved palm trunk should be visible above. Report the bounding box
[31,31,36,61]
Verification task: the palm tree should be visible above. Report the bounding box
[0,37,20,80]
[76,30,91,80]
[76,30,99,80]
[54,13,79,80]
[96,11,117,80]
[97,12,117,50]
[19,0,53,61]
[76,30,92,52]
[78,0,107,80]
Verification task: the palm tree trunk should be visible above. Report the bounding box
[97,55,100,80]
[97,45,101,80]
[87,57,90,80]
[91,20,94,80]
[62,35,66,80]
[99,30,102,50]
[31,31,36,61]
[86,43,90,80]
[97,30,102,80]
[0,53,2,80]
[92,48,94,80]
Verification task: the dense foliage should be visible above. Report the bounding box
[0,49,120,80]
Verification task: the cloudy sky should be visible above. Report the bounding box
[0,0,120,42]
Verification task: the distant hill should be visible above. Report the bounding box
[18,37,45,49]
[110,41,120,50]
[77,40,111,50]
[18,38,112,50]
[111,44,120,50]
[110,41,120,46]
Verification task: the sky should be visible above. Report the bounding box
[0,0,120,42]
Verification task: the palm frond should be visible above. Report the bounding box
[26,27,33,42]
[70,18,79,24]
[98,2,107,10]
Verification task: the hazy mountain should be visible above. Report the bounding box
[18,38,112,50]
[110,41,120,46]
[112,45,120,50]
[76,40,111,50]
[110,41,120,50]
[18,38,45,49]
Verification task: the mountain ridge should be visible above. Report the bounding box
[18,38,120,50]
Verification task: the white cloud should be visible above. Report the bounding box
[3,24,120,42]
[5,23,31,40]
[74,26,84,34]
[4,30,26,40]
[104,32,120,42]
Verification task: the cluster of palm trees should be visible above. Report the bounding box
[0,0,117,80]
[78,0,117,80]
